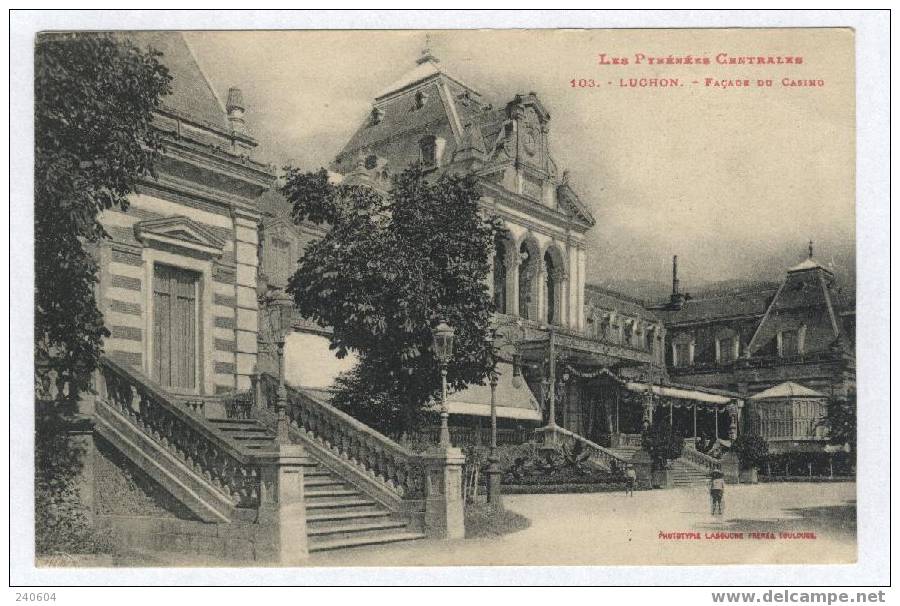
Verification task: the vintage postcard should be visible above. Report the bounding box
[17,15,885,585]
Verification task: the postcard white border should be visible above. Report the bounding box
[8,9,890,587]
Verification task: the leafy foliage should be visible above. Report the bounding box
[641,415,684,470]
[283,164,497,436]
[732,431,769,470]
[822,393,856,451]
[34,402,110,555]
[34,33,171,397]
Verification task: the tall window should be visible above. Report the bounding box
[544,251,555,324]
[493,235,507,313]
[518,242,532,319]
[269,237,291,286]
[718,336,737,363]
[779,329,799,357]
[673,338,693,368]
[419,135,436,166]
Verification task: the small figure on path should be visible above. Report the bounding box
[624,464,637,497]
[709,470,725,515]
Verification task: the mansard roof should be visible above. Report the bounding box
[122,31,228,131]
[335,54,596,229]
[654,287,779,325]
[584,284,660,324]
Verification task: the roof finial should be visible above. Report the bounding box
[808,240,814,259]
[417,32,438,65]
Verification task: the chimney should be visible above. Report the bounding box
[672,255,679,296]
[226,87,246,134]
[669,255,687,309]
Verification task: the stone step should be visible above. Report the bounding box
[307,519,408,538]
[304,478,346,488]
[304,488,360,499]
[306,509,394,525]
[305,496,377,510]
[308,531,426,553]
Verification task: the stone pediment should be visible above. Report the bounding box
[134,216,226,256]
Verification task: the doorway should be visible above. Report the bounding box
[152,264,200,391]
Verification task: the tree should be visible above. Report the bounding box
[283,165,497,436]
[35,33,171,402]
[34,33,170,554]
[641,415,684,471]
[822,392,856,451]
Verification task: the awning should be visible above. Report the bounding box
[434,361,543,422]
[625,382,737,406]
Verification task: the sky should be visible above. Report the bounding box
[184,28,855,290]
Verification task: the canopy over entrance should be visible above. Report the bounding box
[440,361,542,422]
[625,381,740,407]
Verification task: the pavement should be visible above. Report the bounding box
[308,482,857,566]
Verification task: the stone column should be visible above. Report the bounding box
[256,443,309,565]
[720,451,740,485]
[421,448,465,539]
[630,449,652,490]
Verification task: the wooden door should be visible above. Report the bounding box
[153,264,199,391]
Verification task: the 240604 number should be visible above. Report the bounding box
[16,594,56,602]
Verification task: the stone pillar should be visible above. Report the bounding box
[257,443,309,565]
[232,207,261,391]
[422,448,465,539]
[720,451,740,485]
[630,449,652,490]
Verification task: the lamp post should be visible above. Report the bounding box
[264,289,293,443]
[432,320,455,448]
[485,318,525,505]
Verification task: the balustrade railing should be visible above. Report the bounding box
[537,425,630,471]
[680,443,722,473]
[96,356,263,509]
[257,374,426,499]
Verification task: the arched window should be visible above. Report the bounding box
[493,234,507,313]
[518,241,533,319]
[544,251,555,324]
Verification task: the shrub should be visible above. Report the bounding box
[733,432,769,470]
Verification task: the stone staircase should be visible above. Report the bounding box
[92,357,433,562]
[669,457,712,486]
[606,446,638,462]
[303,462,425,553]
[192,417,426,553]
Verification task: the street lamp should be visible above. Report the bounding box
[263,288,294,442]
[486,329,502,504]
[432,319,455,448]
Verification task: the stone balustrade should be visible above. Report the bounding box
[680,442,722,473]
[536,425,630,471]
[97,356,264,509]
[257,374,426,500]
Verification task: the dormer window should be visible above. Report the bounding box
[419,135,437,166]
[370,107,384,125]
[672,334,695,368]
[414,90,428,109]
[364,154,378,170]
[778,326,805,357]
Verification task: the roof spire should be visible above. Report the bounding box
[808,240,814,259]
[417,32,438,65]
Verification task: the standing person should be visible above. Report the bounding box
[709,470,725,515]
[624,464,637,497]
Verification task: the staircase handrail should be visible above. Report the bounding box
[257,373,425,499]
[680,444,722,473]
[537,425,631,470]
[97,356,266,508]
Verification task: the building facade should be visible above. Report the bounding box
[651,251,856,400]
[95,32,273,395]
